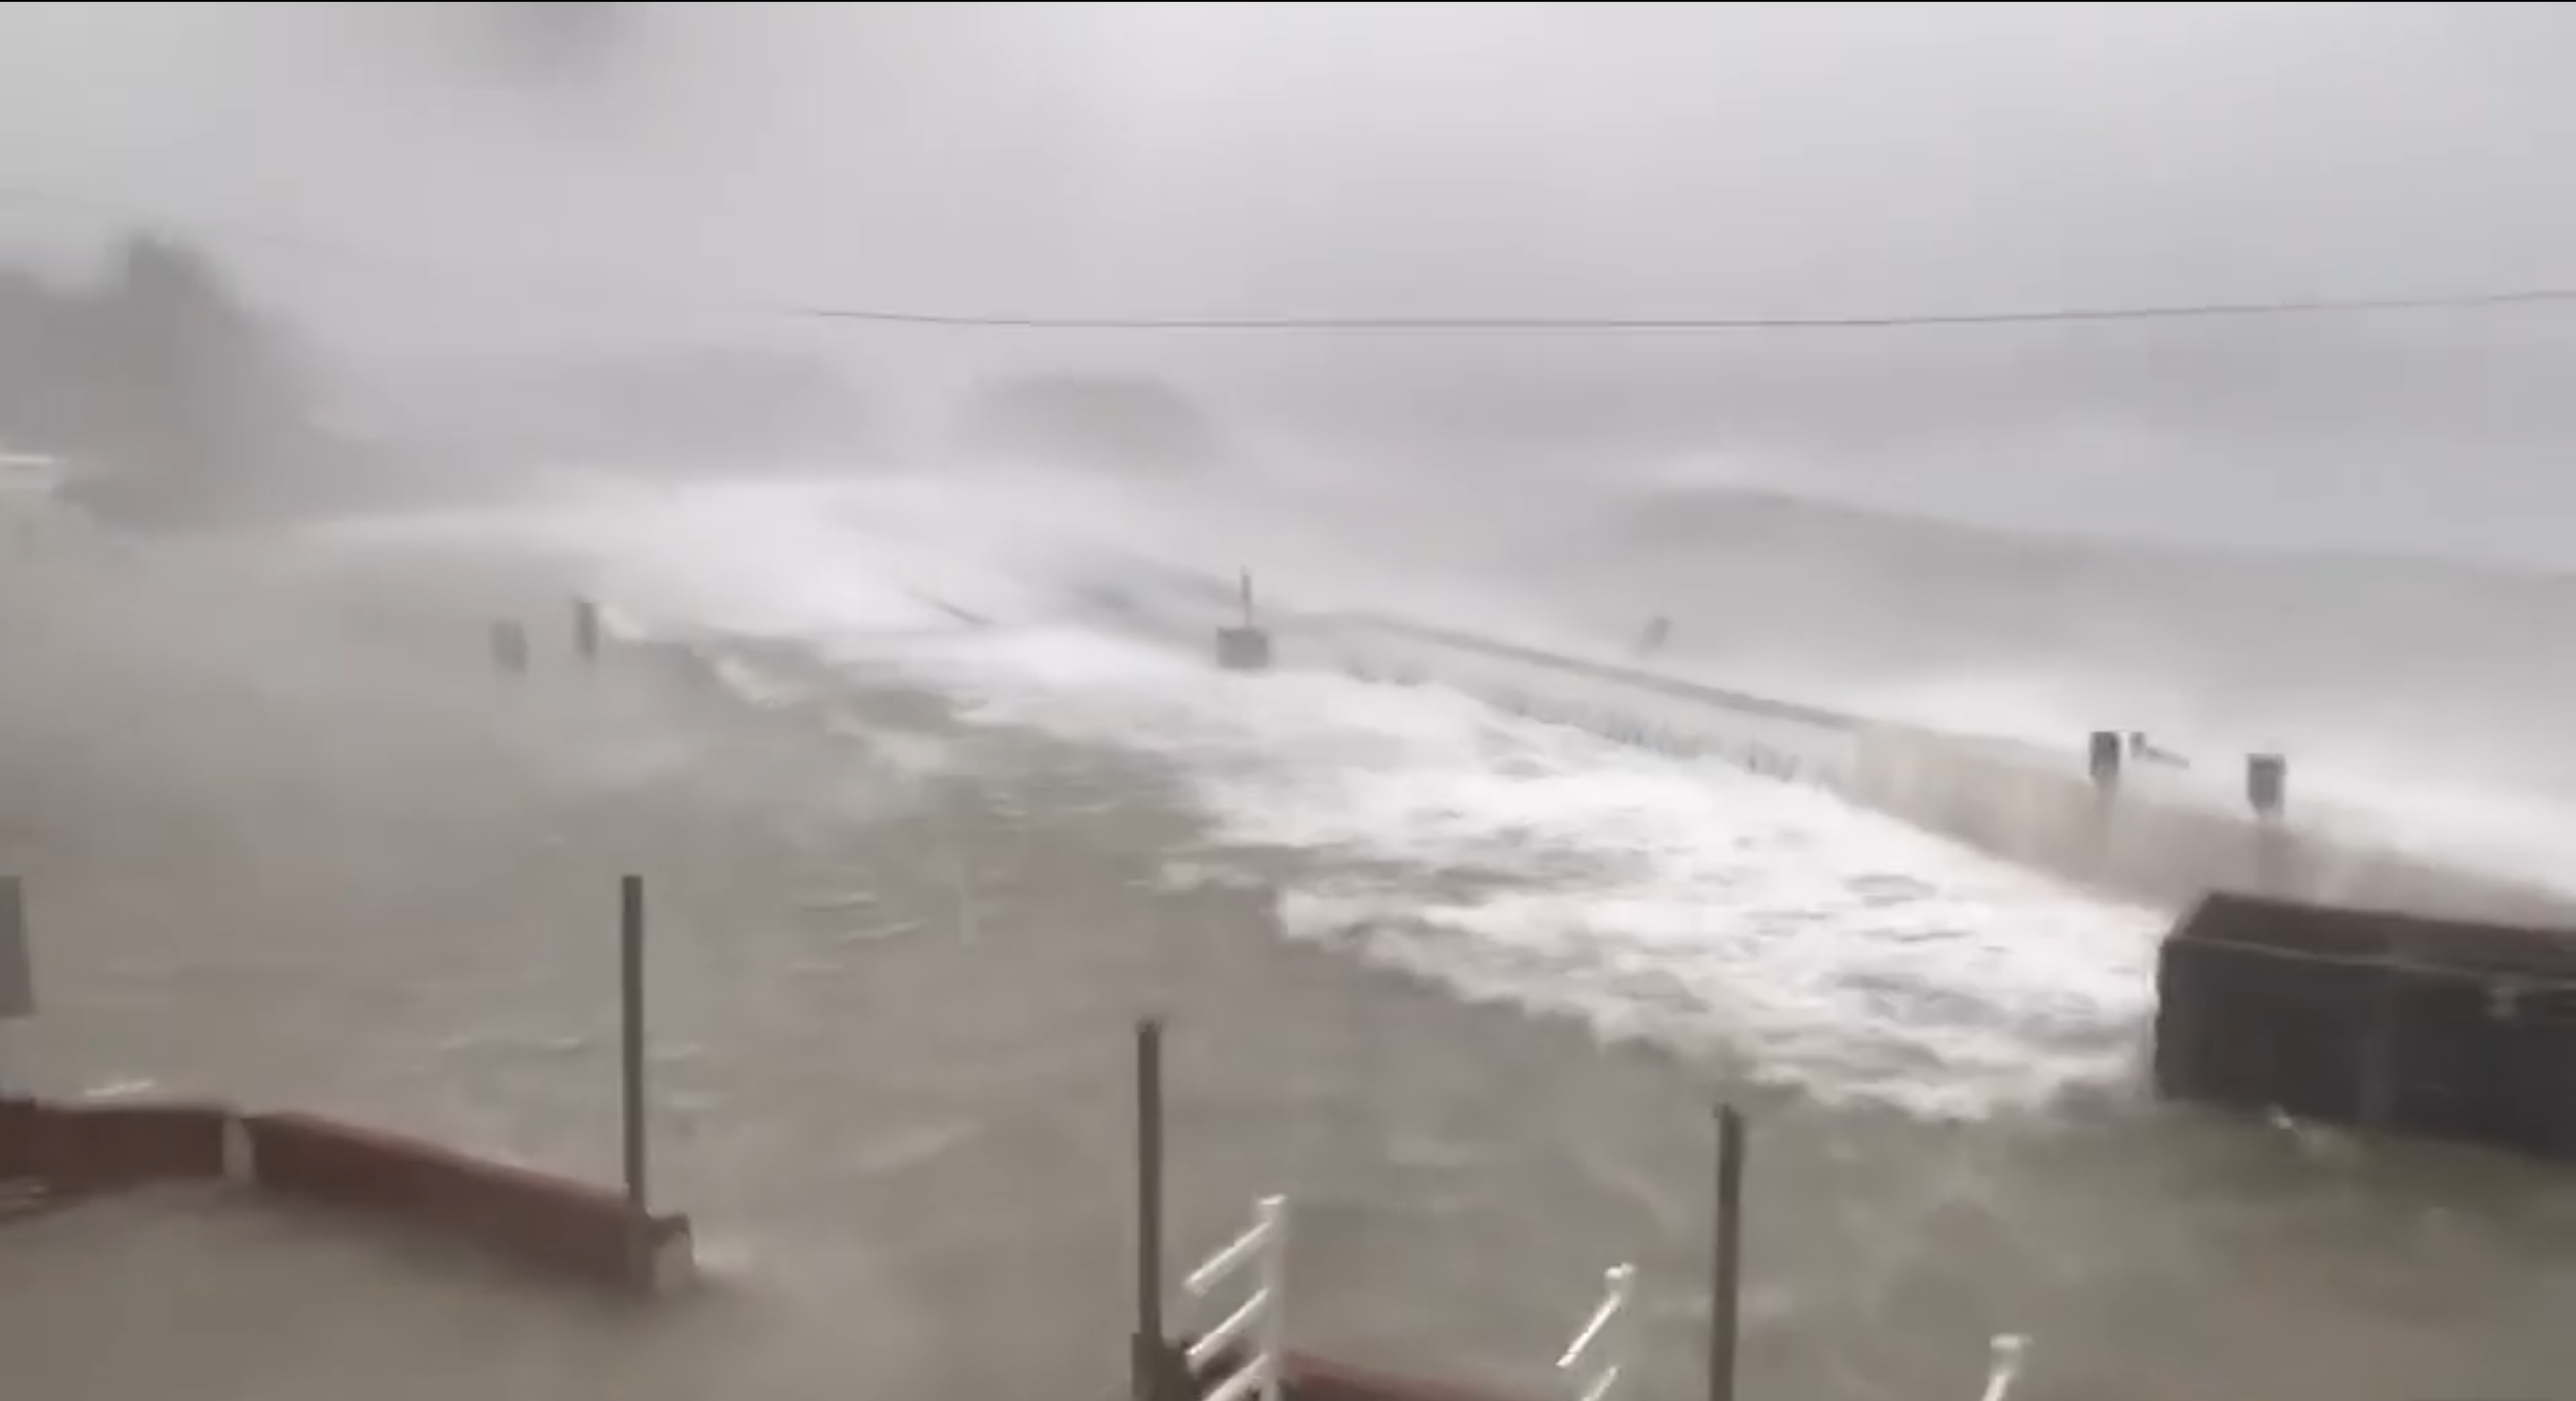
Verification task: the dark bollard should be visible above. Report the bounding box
[2088,730,2123,790]
[1215,567,1273,673]
[1216,627,1273,671]
[572,597,602,663]
[1635,614,1672,658]
[2246,753,2286,819]
[490,621,530,677]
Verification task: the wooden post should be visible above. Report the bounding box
[0,875,30,1022]
[490,620,530,677]
[1238,570,1255,629]
[573,597,602,663]
[1132,1018,1168,1401]
[0,876,28,1095]
[1708,1103,1747,1401]
[620,875,649,1221]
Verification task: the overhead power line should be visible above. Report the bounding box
[786,285,2576,333]
[8,177,2576,335]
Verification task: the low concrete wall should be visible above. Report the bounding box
[1276,1354,1530,1401]
[1180,1337,1537,1401]
[1275,613,1865,789]
[245,1111,693,1295]
[0,1095,691,1294]
[0,1097,233,1192]
[1245,609,2571,921]
[1840,725,2576,921]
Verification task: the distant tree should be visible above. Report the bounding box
[952,373,1227,475]
[473,1,638,81]
[0,230,321,523]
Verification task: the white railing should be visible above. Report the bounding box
[1555,1262,1637,1401]
[1184,1193,1288,1401]
[1978,1333,2029,1401]
[1170,1182,2018,1401]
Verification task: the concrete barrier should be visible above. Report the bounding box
[1181,1342,1531,1401]
[241,1111,692,1295]
[1276,1354,1534,1401]
[1275,614,1864,789]
[0,1098,691,1293]
[1849,726,2572,921]
[1226,609,2574,922]
[0,878,686,1290]
[0,1096,233,1193]
[2155,892,2576,1157]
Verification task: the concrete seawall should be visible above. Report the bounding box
[1846,724,2572,922]
[1242,608,2572,923]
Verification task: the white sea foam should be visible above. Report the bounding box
[894,624,2165,1117]
[311,470,2410,1117]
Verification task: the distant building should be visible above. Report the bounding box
[0,444,88,545]
[0,444,70,497]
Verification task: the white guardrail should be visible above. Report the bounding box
[1979,1334,2029,1401]
[1555,1262,1636,1401]
[1181,1193,2029,1401]
[1184,1194,1290,1401]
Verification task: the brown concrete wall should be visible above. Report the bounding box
[0,1096,231,1193]
[0,1096,691,1293]
[244,1111,691,1293]
[1180,1338,1537,1401]
[1280,1353,1535,1401]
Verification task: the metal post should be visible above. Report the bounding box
[1132,1018,1168,1401]
[490,620,529,677]
[0,875,31,1023]
[1239,570,1255,629]
[0,876,29,1095]
[573,597,602,663]
[620,874,649,1218]
[1708,1103,1746,1401]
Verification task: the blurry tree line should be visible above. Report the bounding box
[0,226,1231,522]
[0,231,325,524]
[0,229,886,516]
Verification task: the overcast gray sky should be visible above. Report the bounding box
[3,3,2573,555]
[4,4,2570,314]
